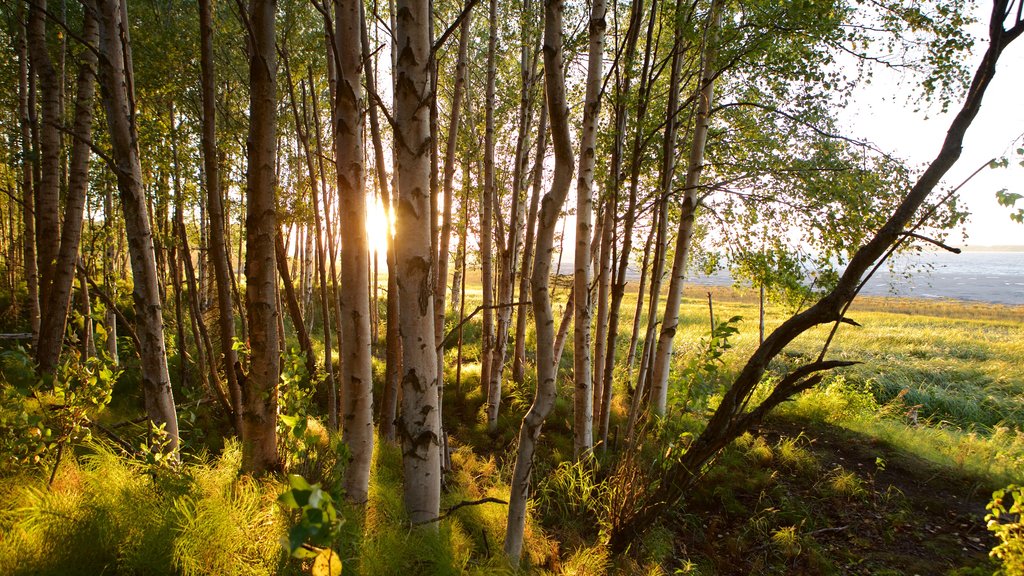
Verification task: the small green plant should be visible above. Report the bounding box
[986,484,1024,576]
[770,525,802,558]
[676,316,742,411]
[278,474,344,576]
[0,349,117,476]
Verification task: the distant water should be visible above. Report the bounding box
[558,251,1024,305]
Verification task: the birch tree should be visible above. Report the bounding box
[649,0,723,416]
[572,0,606,457]
[335,0,374,504]
[504,0,575,561]
[93,0,180,452]
[394,0,441,525]
[241,0,280,473]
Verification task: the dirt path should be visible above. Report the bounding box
[670,416,997,575]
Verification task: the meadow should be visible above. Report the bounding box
[1,280,1022,575]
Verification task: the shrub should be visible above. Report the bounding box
[987,484,1024,576]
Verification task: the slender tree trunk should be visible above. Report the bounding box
[94,0,179,452]
[629,10,685,433]
[571,0,606,457]
[601,0,652,445]
[333,0,374,504]
[103,182,119,365]
[36,9,98,372]
[593,195,613,434]
[240,0,280,473]
[435,8,472,395]
[513,99,547,384]
[27,0,60,314]
[78,260,95,359]
[479,0,498,400]
[306,68,339,431]
[486,0,538,431]
[16,2,40,340]
[650,0,722,416]
[198,0,242,433]
[359,7,401,441]
[626,208,655,370]
[275,231,315,375]
[505,0,575,560]
[394,0,440,525]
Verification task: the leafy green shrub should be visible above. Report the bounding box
[0,349,116,474]
[987,484,1024,576]
[278,474,344,575]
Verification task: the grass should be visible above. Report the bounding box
[1,277,1022,574]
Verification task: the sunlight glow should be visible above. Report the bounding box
[366,194,393,259]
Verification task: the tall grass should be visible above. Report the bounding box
[0,441,286,576]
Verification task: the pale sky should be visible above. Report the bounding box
[836,12,1024,249]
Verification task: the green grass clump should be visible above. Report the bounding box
[0,441,286,576]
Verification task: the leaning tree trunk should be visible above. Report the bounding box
[241,0,280,474]
[334,0,374,505]
[93,0,179,452]
[199,0,243,434]
[504,0,576,561]
[394,0,441,526]
[650,0,722,416]
[36,9,98,373]
[609,2,1024,550]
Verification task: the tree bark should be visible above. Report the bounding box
[512,99,547,384]
[504,0,575,561]
[571,0,606,457]
[359,5,401,442]
[16,1,40,340]
[93,0,179,453]
[394,0,441,526]
[629,9,685,434]
[27,0,60,315]
[36,8,98,372]
[241,0,280,473]
[334,0,374,504]
[486,0,539,432]
[479,0,497,400]
[602,0,653,445]
[435,7,472,400]
[198,0,242,434]
[650,0,722,416]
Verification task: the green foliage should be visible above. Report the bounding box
[0,348,117,473]
[986,485,1024,576]
[676,316,742,411]
[996,188,1024,224]
[278,474,343,574]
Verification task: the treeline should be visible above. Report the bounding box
[0,0,1020,560]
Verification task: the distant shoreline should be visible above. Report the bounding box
[955,245,1024,252]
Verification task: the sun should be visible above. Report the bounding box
[365,194,393,261]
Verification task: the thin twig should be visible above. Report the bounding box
[415,497,509,525]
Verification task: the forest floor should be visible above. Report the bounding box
[667,413,999,575]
